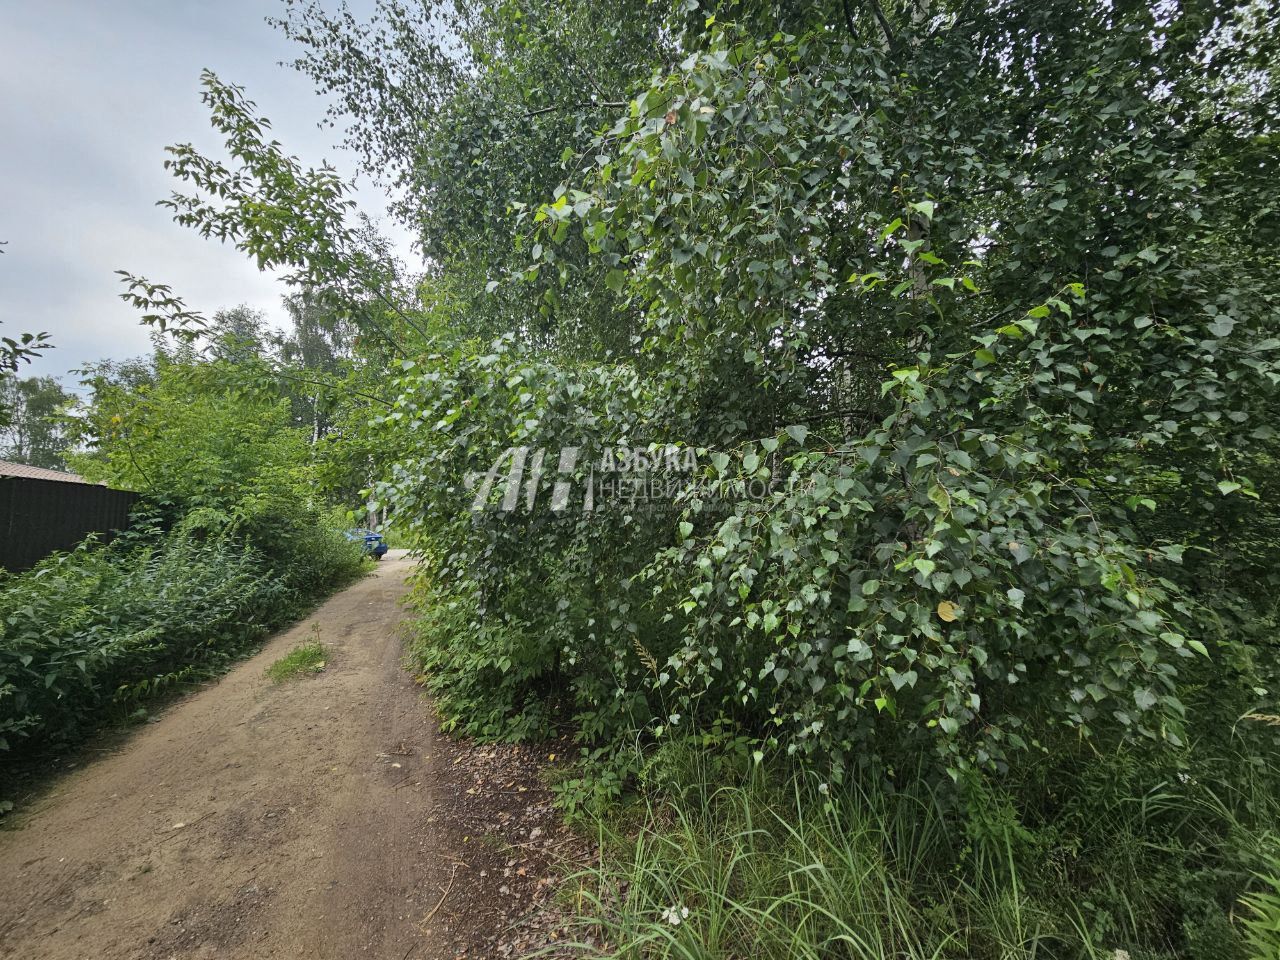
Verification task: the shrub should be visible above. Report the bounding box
[0,510,364,759]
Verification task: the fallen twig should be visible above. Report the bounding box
[420,863,459,928]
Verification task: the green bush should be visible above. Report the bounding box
[375,0,1280,784]
[0,510,364,759]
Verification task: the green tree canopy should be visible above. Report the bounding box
[119,0,1280,780]
[0,375,74,470]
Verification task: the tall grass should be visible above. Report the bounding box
[1240,845,1280,959]
[562,740,1280,960]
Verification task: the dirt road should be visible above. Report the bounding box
[0,551,452,959]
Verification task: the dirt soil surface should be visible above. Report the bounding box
[0,551,590,960]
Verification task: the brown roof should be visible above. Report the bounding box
[0,460,97,485]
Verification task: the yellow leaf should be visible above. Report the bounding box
[937,600,959,622]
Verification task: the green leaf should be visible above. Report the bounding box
[785,424,810,446]
[878,218,904,242]
[909,200,936,221]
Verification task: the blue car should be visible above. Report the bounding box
[345,528,389,560]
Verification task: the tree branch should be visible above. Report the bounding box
[272,369,393,409]
[522,100,627,119]
[841,0,858,40]
[861,0,897,51]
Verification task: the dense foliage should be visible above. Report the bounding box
[0,515,363,759]
[118,0,1280,955]
[321,0,1280,781]
[0,307,374,776]
[569,742,1280,960]
[0,375,73,469]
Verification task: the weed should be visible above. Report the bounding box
[266,638,330,683]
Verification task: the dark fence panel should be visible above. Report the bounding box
[0,477,137,572]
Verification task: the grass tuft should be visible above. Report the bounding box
[266,641,330,683]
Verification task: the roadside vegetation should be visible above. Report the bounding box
[0,518,359,762]
[8,0,1279,956]
[562,741,1280,959]
[0,309,378,792]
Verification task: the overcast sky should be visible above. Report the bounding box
[1,0,412,390]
